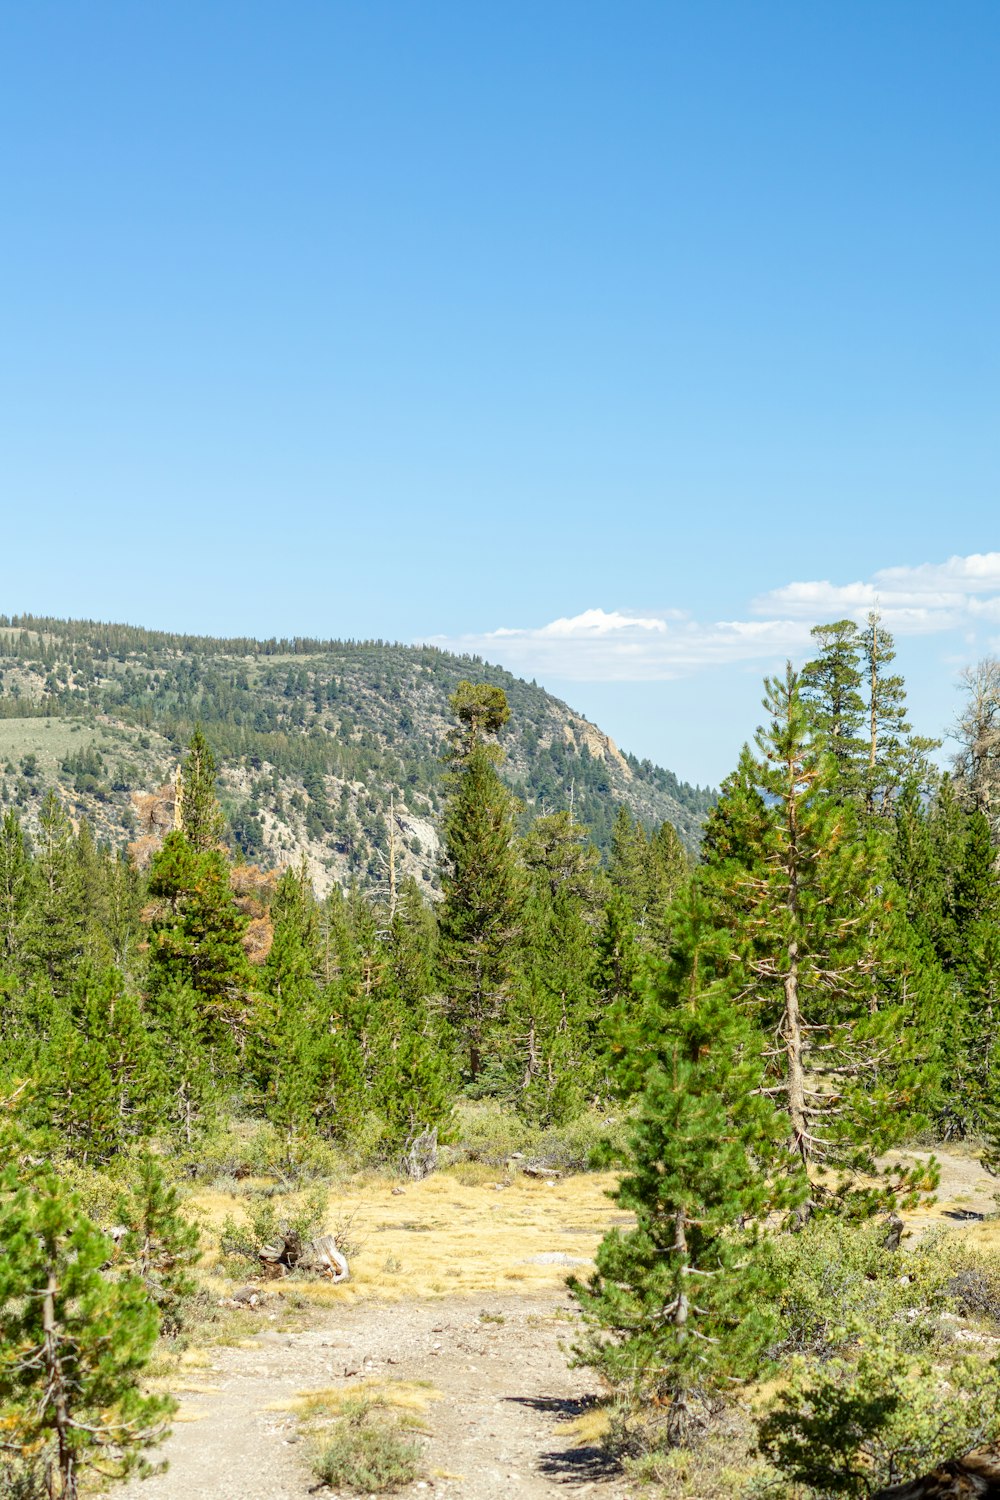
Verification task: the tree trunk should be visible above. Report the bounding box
[42,1263,75,1500]
[782,940,810,1170]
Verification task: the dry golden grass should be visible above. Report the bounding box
[274,1378,441,1419]
[190,1167,625,1302]
[553,1405,613,1447]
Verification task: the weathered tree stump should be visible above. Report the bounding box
[257,1229,349,1282]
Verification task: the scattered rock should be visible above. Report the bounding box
[520,1253,591,1268]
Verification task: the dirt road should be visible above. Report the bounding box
[119,1292,632,1500]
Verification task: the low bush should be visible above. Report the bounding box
[536,1112,629,1172]
[447,1102,627,1172]
[934,1239,1000,1326]
[0,1459,49,1500]
[311,1398,422,1493]
[189,1118,347,1184]
[758,1342,1000,1498]
[448,1103,534,1164]
[766,1216,952,1359]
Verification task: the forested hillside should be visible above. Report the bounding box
[0,615,713,893]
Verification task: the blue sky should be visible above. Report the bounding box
[2,3,998,784]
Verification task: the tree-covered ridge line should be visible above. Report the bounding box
[0,613,714,888]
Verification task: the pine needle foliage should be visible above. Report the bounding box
[0,1165,173,1500]
[570,976,796,1439]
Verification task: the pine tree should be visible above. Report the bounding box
[249,865,334,1142]
[0,808,31,976]
[800,619,867,799]
[697,666,939,1210]
[320,880,451,1151]
[948,811,1000,1140]
[952,656,1000,842]
[40,967,155,1164]
[592,890,644,1087]
[114,1153,200,1335]
[146,831,251,1065]
[516,811,601,1120]
[377,880,451,1143]
[149,979,218,1144]
[0,1165,173,1499]
[179,726,226,853]
[24,790,85,992]
[446,680,511,762]
[437,686,524,1082]
[862,610,939,815]
[890,780,948,957]
[570,975,794,1436]
[645,818,689,952]
[605,807,687,957]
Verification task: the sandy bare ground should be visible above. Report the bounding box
[119,1292,633,1500]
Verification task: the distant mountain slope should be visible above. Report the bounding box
[0,616,715,894]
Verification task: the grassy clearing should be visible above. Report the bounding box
[193,1166,623,1302]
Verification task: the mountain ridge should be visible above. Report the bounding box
[0,614,714,894]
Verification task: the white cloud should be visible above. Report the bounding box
[425,552,1000,684]
[754,552,1000,631]
[429,610,814,682]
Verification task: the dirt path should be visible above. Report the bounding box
[120,1292,632,1500]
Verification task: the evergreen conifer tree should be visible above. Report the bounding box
[146,831,251,1066]
[249,865,335,1142]
[24,790,85,992]
[948,811,1000,1140]
[694,666,939,1211]
[114,1153,200,1336]
[0,1165,173,1499]
[570,975,793,1436]
[437,686,523,1082]
[800,619,867,800]
[0,808,31,976]
[149,978,218,1143]
[517,811,601,1119]
[179,726,226,852]
[862,610,939,814]
[41,967,155,1163]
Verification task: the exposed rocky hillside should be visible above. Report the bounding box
[0,616,714,895]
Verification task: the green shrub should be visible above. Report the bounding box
[190,1117,346,1183]
[766,1216,951,1359]
[312,1401,422,1493]
[758,1342,1000,1498]
[623,1421,779,1500]
[449,1102,534,1164]
[933,1238,1000,1327]
[48,1154,129,1226]
[536,1112,629,1172]
[448,1102,626,1172]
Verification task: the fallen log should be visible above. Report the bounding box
[875,1448,1000,1498]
